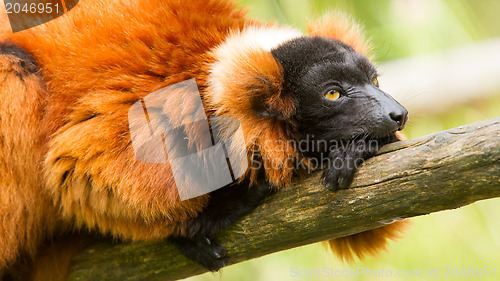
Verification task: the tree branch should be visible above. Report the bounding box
[67,118,500,281]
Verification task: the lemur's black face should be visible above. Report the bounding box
[271,36,408,144]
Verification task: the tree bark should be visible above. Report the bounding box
[67,117,500,281]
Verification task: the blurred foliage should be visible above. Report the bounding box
[238,0,500,61]
[185,1,500,280]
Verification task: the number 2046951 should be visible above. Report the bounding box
[5,2,60,14]
[443,267,496,278]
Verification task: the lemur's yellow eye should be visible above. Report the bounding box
[372,77,379,87]
[325,90,340,100]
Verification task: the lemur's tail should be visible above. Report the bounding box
[324,220,409,263]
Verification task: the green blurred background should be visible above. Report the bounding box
[186,0,500,280]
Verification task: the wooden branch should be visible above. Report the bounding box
[67,118,500,281]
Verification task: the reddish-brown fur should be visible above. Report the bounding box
[3,0,250,241]
[0,0,406,278]
[0,43,59,275]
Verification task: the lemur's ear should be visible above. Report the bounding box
[306,11,371,56]
[206,26,299,121]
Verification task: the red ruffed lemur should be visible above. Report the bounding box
[0,0,408,278]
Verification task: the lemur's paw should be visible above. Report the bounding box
[172,235,229,271]
[321,149,358,191]
[320,139,383,191]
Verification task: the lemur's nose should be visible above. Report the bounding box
[389,108,408,130]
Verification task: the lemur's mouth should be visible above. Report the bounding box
[369,132,401,146]
[350,129,398,141]
[372,130,397,138]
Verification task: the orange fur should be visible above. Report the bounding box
[4,0,252,241]
[28,234,91,281]
[206,44,300,187]
[5,233,92,281]
[0,43,60,273]
[1,0,252,277]
[307,11,371,56]
[0,1,10,34]
[325,221,409,263]
[0,0,406,278]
